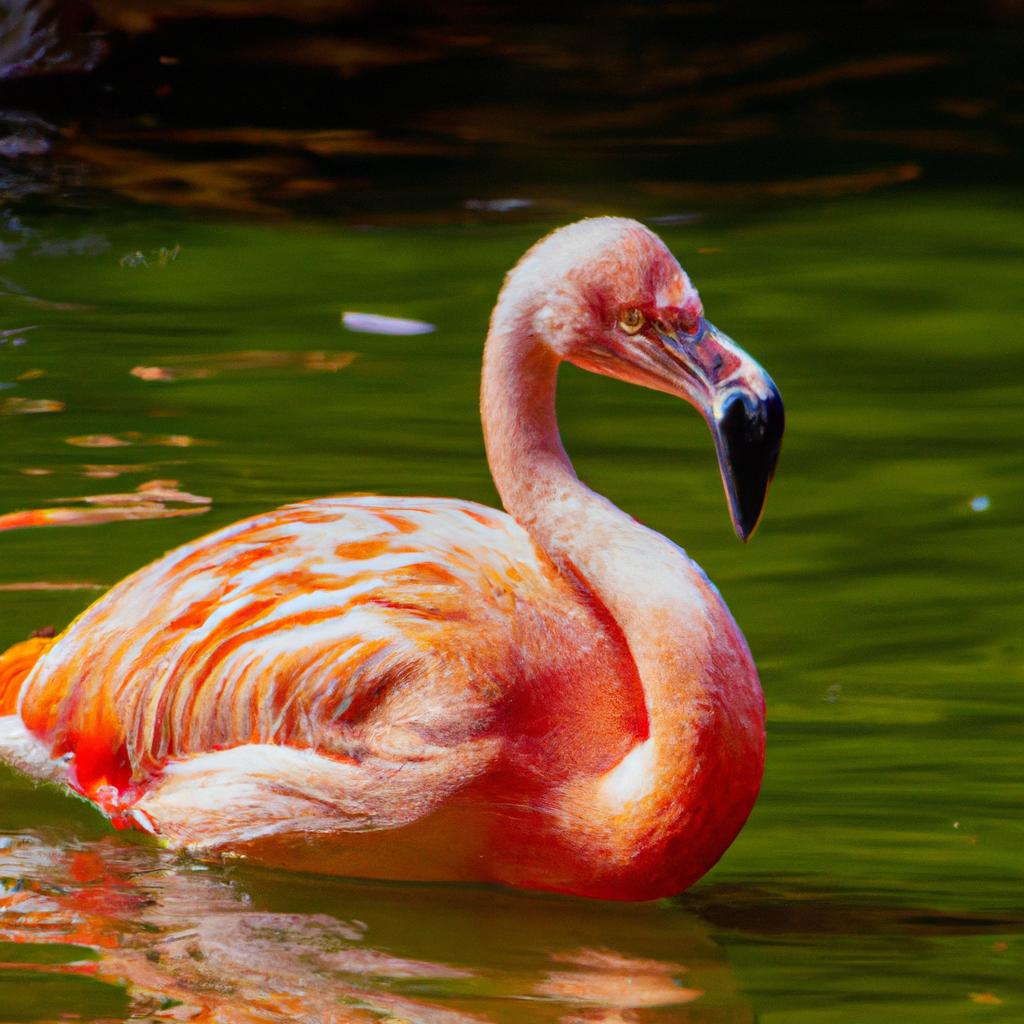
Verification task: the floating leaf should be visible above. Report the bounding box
[1,397,64,414]
[130,365,179,382]
[50,479,210,507]
[156,434,203,448]
[66,434,132,448]
[0,480,210,532]
[81,463,168,479]
[130,349,356,382]
[0,505,208,530]
[66,432,209,448]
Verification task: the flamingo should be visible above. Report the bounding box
[0,218,783,900]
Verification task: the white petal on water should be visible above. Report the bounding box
[341,312,435,335]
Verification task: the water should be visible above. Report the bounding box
[0,190,1020,1020]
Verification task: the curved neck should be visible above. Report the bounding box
[481,315,576,537]
[482,307,707,675]
[482,306,698,624]
[481,304,764,893]
[482,314,704,751]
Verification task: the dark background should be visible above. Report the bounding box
[1,0,1020,220]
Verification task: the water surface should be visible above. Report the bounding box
[0,191,1021,1021]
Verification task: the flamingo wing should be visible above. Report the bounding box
[12,496,583,846]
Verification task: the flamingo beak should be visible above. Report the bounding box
[651,320,784,541]
[695,322,783,541]
[573,315,783,538]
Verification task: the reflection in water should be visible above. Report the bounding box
[0,831,750,1023]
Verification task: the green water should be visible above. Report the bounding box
[0,192,1021,1021]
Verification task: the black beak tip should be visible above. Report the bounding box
[735,513,756,544]
[715,384,784,543]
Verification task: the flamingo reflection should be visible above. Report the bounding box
[0,830,751,1023]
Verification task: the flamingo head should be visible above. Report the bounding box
[510,217,784,541]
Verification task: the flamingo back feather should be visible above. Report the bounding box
[12,495,645,847]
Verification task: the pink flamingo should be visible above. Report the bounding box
[0,218,782,900]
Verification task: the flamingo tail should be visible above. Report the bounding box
[0,636,56,715]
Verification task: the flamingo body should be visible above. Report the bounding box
[0,218,781,899]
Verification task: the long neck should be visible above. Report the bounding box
[482,306,710,729]
[481,304,764,894]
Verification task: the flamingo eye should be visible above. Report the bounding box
[618,308,645,334]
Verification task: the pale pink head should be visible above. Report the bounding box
[498,217,784,540]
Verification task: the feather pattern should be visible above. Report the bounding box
[14,496,645,853]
